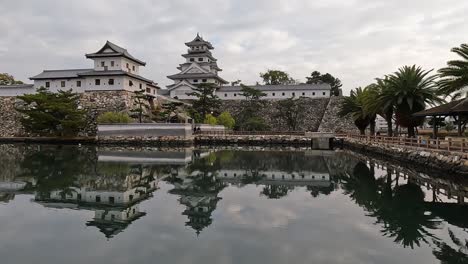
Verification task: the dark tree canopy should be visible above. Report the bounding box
[306,71,342,96]
[260,70,295,85]
[186,83,221,122]
[0,73,24,85]
[236,85,269,131]
[15,87,86,137]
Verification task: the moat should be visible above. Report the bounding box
[0,144,467,264]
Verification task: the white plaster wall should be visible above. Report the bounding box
[216,89,330,100]
[0,87,35,96]
[83,76,125,91]
[34,79,87,93]
[93,57,140,74]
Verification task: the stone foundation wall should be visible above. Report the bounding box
[319,97,358,134]
[221,98,330,132]
[0,97,25,137]
[343,138,468,175]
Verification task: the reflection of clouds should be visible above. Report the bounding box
[224,203,297,229]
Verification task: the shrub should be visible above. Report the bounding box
[217,111,235,129]
[97,112,132,124]
[203,114,218,125]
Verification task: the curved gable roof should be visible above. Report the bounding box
[86,41,146,66]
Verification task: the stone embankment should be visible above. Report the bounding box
[343,138,468,175]
[97,136,193,147]
[195,135,327,147]
[319,97,359,133]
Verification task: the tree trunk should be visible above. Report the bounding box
[359,128,366,135]
[408,126,415,138]
[370,117,376,136]
[386,117,393,137]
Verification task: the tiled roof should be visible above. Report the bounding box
[30,69,93,80]
[86,41,146,66]
[185,34,214,49]
[218,83,332,92]
[413,98,468,116]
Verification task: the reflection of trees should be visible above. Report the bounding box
[432,229,468,264]
[307,183,335,198]
[261,185,292,199]
[341,161,440,249]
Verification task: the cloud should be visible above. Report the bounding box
[0,0,467,94]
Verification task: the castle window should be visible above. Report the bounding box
[198,58,203,62]
[101,61,105,67]
[45,82,50,88]
[312,92,316,96]
[272,92,275,96]
[129,80,133,86]
[282,92,285,96]
[96,196,101,202]
[202,79,207,82]
[224,93,227,97]
[108,79,114,85]
[111,61,115,67]
[146,88,151,93]
[190,58,195,62]
[234,93,237,97]
[302,92,305,96]
[323,92,326,96]
[193,79,198,83]
[126,63,129,68]
[77,81,81,87]
[139,83,142,89]
[292,92,295,96]
[61,81,65,87]
[132,65,136,71]
[109,197,115,204]
[95,79,100,85]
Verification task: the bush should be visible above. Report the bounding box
[97,112,132,124]
[217,111,235,129]
[242,117,270,131]
[203,114,218,125]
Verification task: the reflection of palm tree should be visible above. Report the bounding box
[432,229,468,264]
[341,162,379,210]
[372,183,440,248]
[261,185,291,199]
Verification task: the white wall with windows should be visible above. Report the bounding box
[216,89,330,100]
[93,57,140,74]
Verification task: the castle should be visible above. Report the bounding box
[0,34,332,100]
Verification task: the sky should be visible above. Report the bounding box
[0,0,467,95]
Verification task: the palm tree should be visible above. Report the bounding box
[438,44,468,97]
[365,78,395,137]
[384,65,443,137]
[339,87,372,135]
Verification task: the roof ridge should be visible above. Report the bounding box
[43,68,93,72]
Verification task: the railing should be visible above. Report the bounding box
[195,131,306,136]
[345,134,468,153]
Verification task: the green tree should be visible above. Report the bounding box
[339,87,372,135]
[203,114,218,125]
[438,44,468,97]
[0,73,24,85]
[130,88,149,123]
[306,71,343,96]
[186,83,221,122]
[384,65,443,137]
[260,70,294,85]
[153,101,185,123]
[237,85,269,131]
[368,78,395,136]
[275,97,307,131]
[217,111,235,129]
[16,87,86,137]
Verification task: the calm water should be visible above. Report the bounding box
[0,145,468,264]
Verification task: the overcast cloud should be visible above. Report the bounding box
[0,0,467,94]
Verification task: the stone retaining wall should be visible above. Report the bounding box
[319,97,359,133]
[195,135,334,148]
[343,138,468,175]
[221,98,330,132]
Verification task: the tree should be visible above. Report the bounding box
[153,101,184,123]
[306,71,343,96]
[438,43,468,97]
[231,80,242,86]
[369,78,395,136]
[0,73,24,85]
[275,97,307,131]
[97,112,132,124]
[384,65,444,137]
[186,83,221,122]
[338,87,372,135]
[203,114,218,125]
[237,85,269,131]
[260,70,294,85]
[217,111,235,129]
[15,87,86,137]
[130,88,149,123]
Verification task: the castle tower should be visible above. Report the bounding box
[167,34,228,99]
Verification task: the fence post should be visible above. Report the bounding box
[462,139,465,152]
[417,137,421,147]
[448,138,452,151]
[436,138,440,149]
